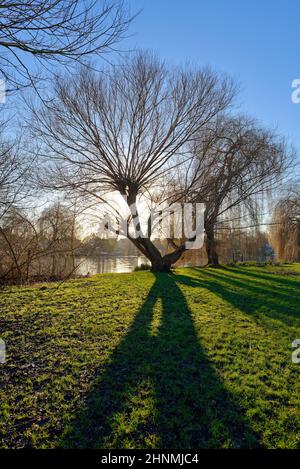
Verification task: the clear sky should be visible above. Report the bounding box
[125,0,300,152]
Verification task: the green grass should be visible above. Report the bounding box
[0,263,300,448]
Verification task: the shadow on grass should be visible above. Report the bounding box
[190,267,300,325]
[61,273,258,449]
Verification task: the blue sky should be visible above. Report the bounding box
[125,0,300,152]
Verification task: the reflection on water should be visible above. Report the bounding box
[75,255,149,275]
[75,250,207,275]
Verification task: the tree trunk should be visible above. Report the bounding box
[150,255,172,272]
[128,238,180,272]
[149,244,186,271]
[128,234,188,272]
[125,190,188,272]
[205,226,220,266]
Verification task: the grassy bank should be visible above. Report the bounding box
[0,264,300,448]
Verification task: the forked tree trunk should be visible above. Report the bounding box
[149,245,186,272]
[129,237,186,272]
[126,191,187,272]
[150,256,172,272]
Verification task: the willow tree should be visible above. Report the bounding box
[189,116,291,266]
[32,52,235,271]
[271,188,300,261]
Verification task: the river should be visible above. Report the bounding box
[75,255,150,275]
[75,250,207,275]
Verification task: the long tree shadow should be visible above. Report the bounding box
[61,273,259,449]
[190,267,300,326]
[230,267,300,290]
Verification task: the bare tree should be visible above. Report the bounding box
[0,141,19,219]
[0,209,37,282]
[0,201,81,283]
[0,121,43,283]
[0,121,34,222]
[37,202,79,279]
[188,116,292,266]
[0,0,133,92]
[271,187,300,262]
[32,52,236,271]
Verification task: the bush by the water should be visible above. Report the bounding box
[133,263,151,271]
